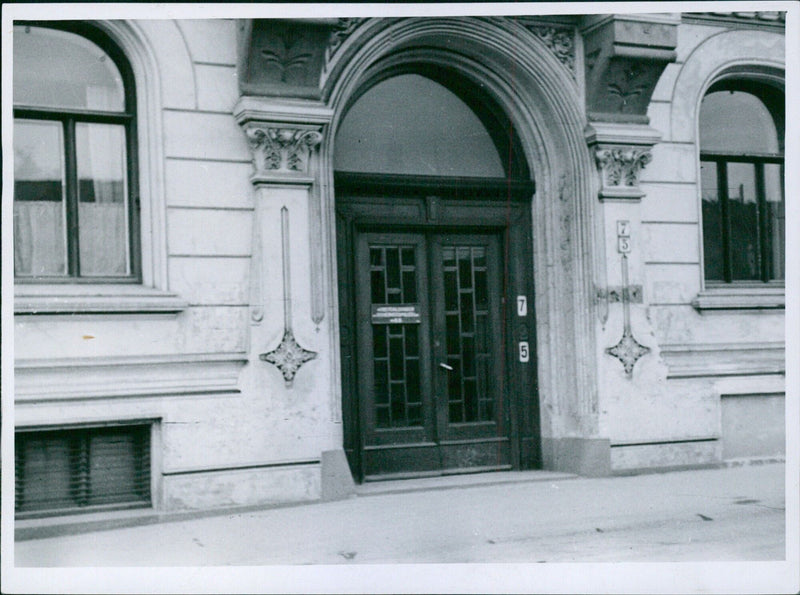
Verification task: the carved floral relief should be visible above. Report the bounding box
[260,28,313,84]
[525,25,576,76]
[245,126,323,176]
[595,147,652,189]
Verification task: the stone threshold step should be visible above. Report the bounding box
[356,470,578,497]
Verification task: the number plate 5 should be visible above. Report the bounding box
[519,341,530,363]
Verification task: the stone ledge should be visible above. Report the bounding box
[692,286,785,310]
[15,353,247,403]
[660,342,785,378]
[14,284,189,315]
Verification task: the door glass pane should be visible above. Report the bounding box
[335,74,504,177]
[76,123,130,276]
[370,244,421,428]
[14,119,67,277]
[765,163,784,280]
[443,244,494,424]
[727,163,760,280]
[700,161,724,281]
[14,25,125,111]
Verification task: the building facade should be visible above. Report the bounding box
[11,11,786,523]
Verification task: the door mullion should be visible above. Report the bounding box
[427,235,445,447]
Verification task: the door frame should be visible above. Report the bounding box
[335,172,539,481]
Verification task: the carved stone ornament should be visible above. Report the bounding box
[241,20,329,97]
[259,207,317,387]
[582,15,677,122]
[597,285,643,304]
[325,18,364,67]
[260,28,313,84]
[595,147,652,190]
[245,126,323,176]
[606,327,650,377]
[525,25,576,76]
[605,253,650,377]
[260,328,317,384]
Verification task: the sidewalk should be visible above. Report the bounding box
[14,463,787,567]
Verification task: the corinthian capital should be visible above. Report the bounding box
[595,147,652,188]
[244,125,324,176]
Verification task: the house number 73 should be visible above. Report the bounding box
[617,220,631,254]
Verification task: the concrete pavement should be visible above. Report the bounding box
[14,463,787,566]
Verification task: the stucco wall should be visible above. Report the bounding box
[602,22,786,469]
[14,19,337,513]
[13,17,786,518]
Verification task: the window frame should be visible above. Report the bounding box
[699,152,784,284]
[695,72,785,310]
[13,21,141,283]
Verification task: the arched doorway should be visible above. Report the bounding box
[334,68,538,481]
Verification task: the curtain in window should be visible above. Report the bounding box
[77,122,128,276]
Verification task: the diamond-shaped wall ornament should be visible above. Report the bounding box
[605,253,650,377]
[260,329,317,384]
[606,327,650,377]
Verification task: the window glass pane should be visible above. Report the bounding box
[14,119,67,276]
[334,74,505,176]
[76,123,130,276]
[700,161,724,281]
[765,163,784,280]
[727,163,760,281]
[14,25,124,111]
[699,91,779,154]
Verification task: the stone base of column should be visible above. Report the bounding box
[321,449,357,501]
[541,437,612,477]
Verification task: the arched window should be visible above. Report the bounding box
[13,22,139,280]
[699,80,784,283]
[335,73,507,177]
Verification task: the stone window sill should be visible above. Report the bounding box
[15,284,188,315]
[692,285,785,311]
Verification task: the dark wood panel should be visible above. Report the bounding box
[362,443,441,478]
[335,172,534,200]
[439,438,511,472]
[337,186,540,481]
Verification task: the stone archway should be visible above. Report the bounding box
[234,16,614,482]
[321,17,603,472]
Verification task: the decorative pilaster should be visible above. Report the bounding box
[235,99,333,384]
[260,207,317,386]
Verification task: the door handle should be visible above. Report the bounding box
[439,362,454,371]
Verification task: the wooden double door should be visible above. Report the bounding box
[356,231,508,478]
[336,178,539,481]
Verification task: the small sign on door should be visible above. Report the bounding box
[517,295,527,317]
[371,304,421,324]
[519,341,530,363]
